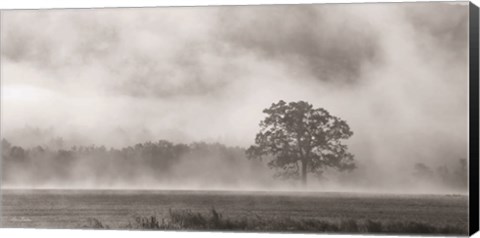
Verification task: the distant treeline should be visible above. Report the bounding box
[412,159,467,191]
[0,138,267,188]
[0,138,469,191]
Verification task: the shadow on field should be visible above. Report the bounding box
[82,208,467,235]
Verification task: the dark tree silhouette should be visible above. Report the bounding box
[246,100,355,185]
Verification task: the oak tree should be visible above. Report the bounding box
[246,100,355,185]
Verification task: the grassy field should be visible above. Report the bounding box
[0,189,468,235]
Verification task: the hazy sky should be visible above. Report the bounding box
[0,2,469,190]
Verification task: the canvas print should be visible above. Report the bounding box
[0,2,477,236]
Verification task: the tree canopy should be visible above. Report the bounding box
[246,100,356,185]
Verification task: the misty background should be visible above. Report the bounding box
[0,2,469,193]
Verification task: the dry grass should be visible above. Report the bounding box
[84,208,467,235]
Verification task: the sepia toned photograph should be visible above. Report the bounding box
[0,1,475,235]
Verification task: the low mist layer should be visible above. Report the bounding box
[1,138,467,193]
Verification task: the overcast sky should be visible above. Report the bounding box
[0,2,469,189]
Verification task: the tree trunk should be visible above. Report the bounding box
[301,159,307,186]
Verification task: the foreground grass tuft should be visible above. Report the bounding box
[82,218,110,229]
[83,208,467,235]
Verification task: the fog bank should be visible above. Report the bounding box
[0,3,469,193]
